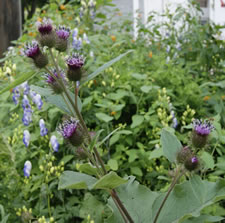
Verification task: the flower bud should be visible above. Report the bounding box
[37,18,55,48]
[58,118,84,146]
[66,54,84,82]
[184,156,199,171]
[24,41,48,68]
[55,26,70,52]
[76,147,88,160]
[192,119,214,148]
[176,146,192,164]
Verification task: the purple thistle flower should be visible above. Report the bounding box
[23,130,30,147]
[24,41,40,59]
[191,157,198,163]
[56,26,70,40]
[12,86,20,105]
[58,118,83,146]
[33,94,43,110]
[72,37,82,50]
[23,160,32,178]
[39,119,48,136]
[193,119,214,136]
[22,95,31,110]
[37,18,53,35]
[66,53,84,70]
[22,108,32,126]
[50,135,59,152]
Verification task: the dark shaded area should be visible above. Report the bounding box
[0,0,22,58]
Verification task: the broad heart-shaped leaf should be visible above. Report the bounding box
[92,171,127,190]
[82,50,133,84]
[152,175,225,223]
[58,171,97,190]
[105,176,158,223]
[106,175,225,223]
[0,71,37,94]
[30,85,82,115]
[161,128,182,163]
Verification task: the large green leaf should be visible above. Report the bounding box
[82,50,133,84]
[58,171,97,190]
[152,175,225,223]
[0,71,37,94]
[106,176,158,223]
[96,113,113,122]
[182,215,224,223]
[160,129,182,163]
[92,171,127,190]
[106,176,225,223]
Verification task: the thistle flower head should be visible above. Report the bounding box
[24,41,40,59]
[193,119,214,136]
[56,26,70,40]
[44,69,66,94]
[58,118,84,146]
[66,53,84,69]
[37,18,53,35]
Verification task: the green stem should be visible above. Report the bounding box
[153,168,185,223]
[61,92,76,116]
[46,184,51,217]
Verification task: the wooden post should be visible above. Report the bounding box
[0,0,22,58]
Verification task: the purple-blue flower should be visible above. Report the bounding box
[72,28,78,38]
[193,119,214,136]
[39,119,48,136]
[20,81,30,95]
[22,95,31,110]
[33,94,43,110]
[83,33,90,44]
[50,135,59,152]
[56,26,70,40]
[23,130,30,147]
[12,86,20,105]
[22,108,32,126]
[72,37,82,50]
[23,160,32,178]
[191,157,198,163]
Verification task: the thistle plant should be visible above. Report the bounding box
[16,15,219,223]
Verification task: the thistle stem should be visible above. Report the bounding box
[153,168,185,223]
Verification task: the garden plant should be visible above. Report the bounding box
[0,0,225,223]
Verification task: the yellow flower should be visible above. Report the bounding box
[37,17,42,22]
[111,35,116,42]
[60,5,66,10]
[111,111,116,116]
[222,95,225,100]
[203,95,210,101]
[148,51,153,58]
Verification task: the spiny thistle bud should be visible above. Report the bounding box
[58,118,84,146]
[37,18,55,48]
[55,26,70,52]
[66,53,84,82]
[192,119,214,148]
[44,69,66,94]
[176,146,192,164]
[24,41,48,68]
[184,156,199,171]
[76,147,88,160]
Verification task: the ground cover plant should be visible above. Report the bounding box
[0,0,225,222]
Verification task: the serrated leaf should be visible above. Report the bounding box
[92,172,127,189]
[161,129,182,163]
[82,50,133,84]
[131,115,144,128]
[58,171,97,190]
[96,113,113,122]
[0,71,37,94]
